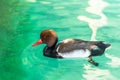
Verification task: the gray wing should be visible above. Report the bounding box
[57,39,98,53]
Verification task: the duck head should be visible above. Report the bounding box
[32,30,58,47]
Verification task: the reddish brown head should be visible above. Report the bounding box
[32,30,58,47]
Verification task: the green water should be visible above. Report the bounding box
[0,0,120,80]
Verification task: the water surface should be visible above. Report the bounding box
[0,0,120,80]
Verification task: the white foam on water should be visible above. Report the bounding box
[106,53,120,68]
[53,6,65,10]
[40,1,52,4]
[117,15,120,17]
[83,64,117,80]
[86,0,109,15]
[78,0,109,41]
[26,0,36,2]
[82,53,120,80]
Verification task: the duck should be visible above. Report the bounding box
[32,29,111,66]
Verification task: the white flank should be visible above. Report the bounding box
[58,49,91,58]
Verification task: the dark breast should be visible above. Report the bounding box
[43,46,56,57]
[43,46,62,58]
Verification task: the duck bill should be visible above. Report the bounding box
[32,39,42,46]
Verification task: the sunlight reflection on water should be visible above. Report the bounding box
[78,0,109,41]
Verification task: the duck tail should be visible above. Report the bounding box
[91,42,111,56]
[97,41,111,49]
[105,43,111,48]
